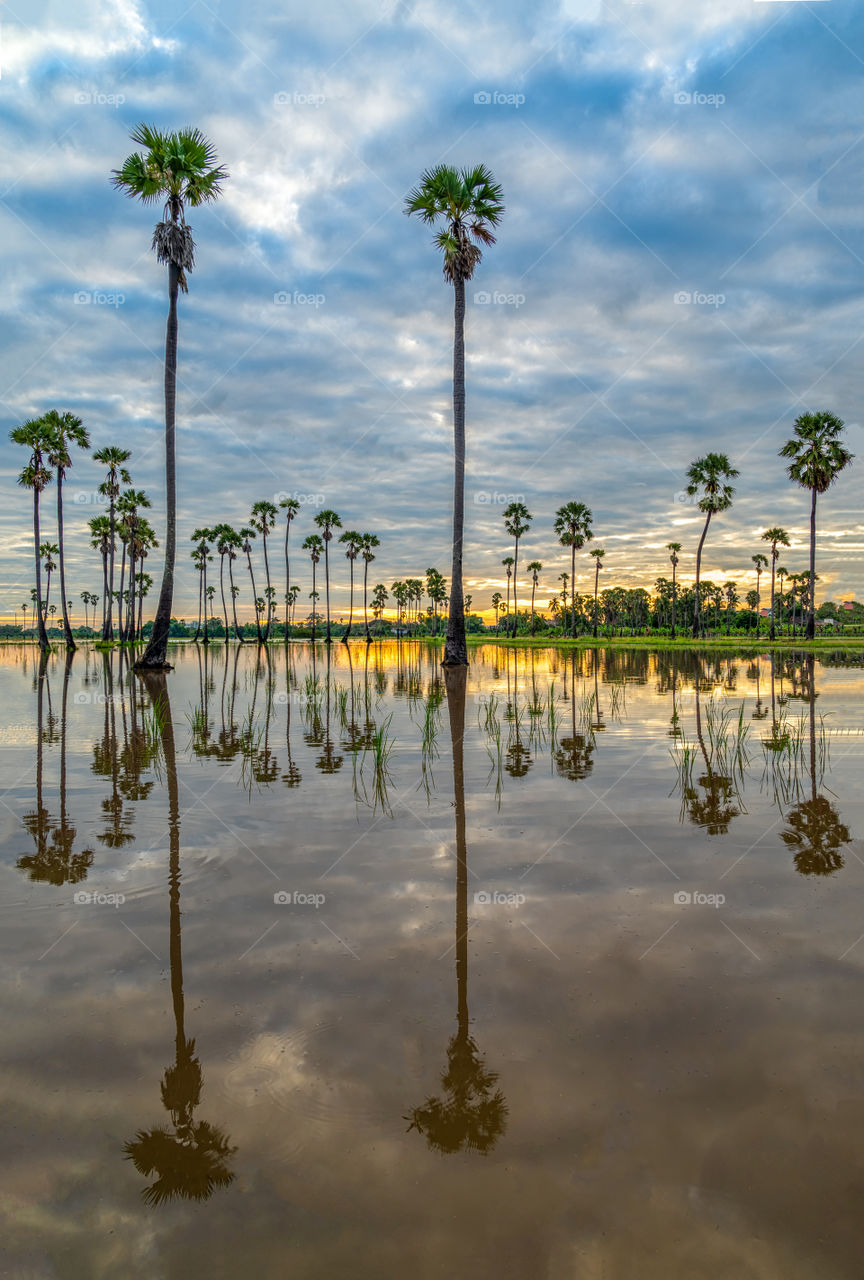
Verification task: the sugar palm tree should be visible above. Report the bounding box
[780,411,854,640]
[589,548,605,639]
[554,502,593,638]
[776,565,789,634]
[10,417,54,651]
[88,515,114,634]
[361,533,380,642]
[761,527,791,641]
[302,534,324,641]
[40,543,58,621]
[751,553,768,636]
[526,561,542,634]
[93,446,131,641]
[312,511,342,643]
[491,592,503,635]
[117,489,151,642]
[502,502,531,638]
[42,410,90,650]
[405,164,505,665]
[501,556,514,636]
[190,528,212,642]
[339,530,362,642]
[685,453,739,638]
[723,581,739,636]
[279,497,301,643]
[113,124,228,669]
[250,500,278,640]
[239,528,262,642]
[666,542,681,639]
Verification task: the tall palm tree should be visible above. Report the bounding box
[776,564,789,635]
[554,502,593,638]
[666,542,681,639]
[279,497,301,643]
[117,489,152,642]
[339,530,362,642]
[761,527,790,641]
[501,556,514,635]
[361,533,380,642]
[502,501,531,638]
[780,411,854,640]
[239,528,262,643]
[249,501,277,640]
[751,553,768,636]
[190,528,212,643]
[685,453,739,638]
[589,548,605,639]
[88,514,113,635]
[491,592,503,635]
[405,164,505,666]
[302,535,324,642]
[113,124,228,670]
[40,543,59,621]
[43,410,90,650]
[93,446,132,641]
[10,417,54,652]
[312,511,342,643]
[526,562,542,635]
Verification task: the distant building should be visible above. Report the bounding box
[841,600,856,611]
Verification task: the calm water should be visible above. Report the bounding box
[2,641,864,1279]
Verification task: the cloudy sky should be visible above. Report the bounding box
[0,0,862,621]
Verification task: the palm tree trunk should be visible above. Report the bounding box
[101,551,109,638]
[311,561,317,642]
[117,541,127,642]
[443,276,467,665]
[202,557,209,645]
[261,533,272,641]
[363,559,371,643]
[692,511,712,638]
[33,489,49,652]
[769,558,777,641]
[54,470,76,651]
[228,557,245,642]
[219,554,229,644]
[103,494,116,641]
[671,567,677,639]
[593,564,600,640]
[344,557,354,643]
[246,549,263,643]
[511,539,519,638]
[807,488,817,640]
[530,579,536,635]
[570,545,577,638]
[283,522,291,644]
[192,564,202,641]
[136,260,179,670]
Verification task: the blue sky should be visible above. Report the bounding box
[1,0,862,621]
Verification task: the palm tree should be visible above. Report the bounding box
[589,548,605,639]
[723,581,739,636]
[21,602,29,637]
[502,502,531,638]
[302,535,324,641]
[780,411,854,640]
[113,124,228,669]
[88,515,113,635]
[371,582,389,625]
[279,497,301,643]
[685,453,739,638]
[554,502,593,638]
[10,417,54,651]
[117,489,151,642]
[501,556,514,635]
[249,501,278,640]
[239,528,262,642]
[761,527,791,641]
[190,528,212,643]
[93,446,132,641]
[666,542,681,639]
[312,511,342,643]
[339,530,362,641]
[40,543,59,621]
[361,534,380,642]
[751,553,768,636]
[42,410,90,650]
[776,565,789,634]
[526,562,542,635]
[405,164,505,665]
[491,592,503,635]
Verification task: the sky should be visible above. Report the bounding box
[0,0,862,622]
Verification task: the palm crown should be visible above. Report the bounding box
[404,164,504,283]
[780,411,853,493]
[686,453,739,512]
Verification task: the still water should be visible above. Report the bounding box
[1,641,864,1279]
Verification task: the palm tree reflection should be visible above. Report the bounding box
[407,665,507,1155]
[124,674,236,1204]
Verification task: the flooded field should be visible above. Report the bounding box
[2,641,864,1279]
